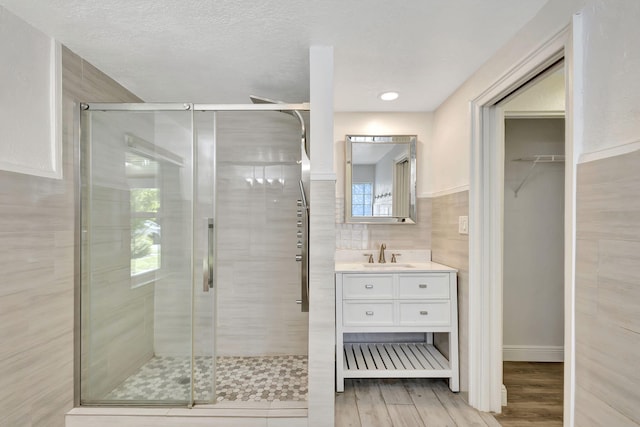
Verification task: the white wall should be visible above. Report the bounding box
[0,7,60,179]
[430,0,585,193]
[334,112,433,197]
[374,144,407,195]
[504,68,565,113]
[503,118,565,360]
[581,0,640,156]
[334,112,433,252]
[352,165,374,183]
[433,0,640,183]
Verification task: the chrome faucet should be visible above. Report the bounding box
[378,243,386,263]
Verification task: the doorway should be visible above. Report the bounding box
[468,25,576,424]
[496,66,566,425]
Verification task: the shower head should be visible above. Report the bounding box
[250,94,308,164]
[249,94,306,137]
[249,95,297,118]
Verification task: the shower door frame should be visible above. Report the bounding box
[74,102,310,408]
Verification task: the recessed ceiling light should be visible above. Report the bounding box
[379,91,399,101]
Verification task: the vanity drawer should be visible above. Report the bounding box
[399,301,450,326]
[343,275,393,299]
[343,302,394,326]
[398,274,450,299]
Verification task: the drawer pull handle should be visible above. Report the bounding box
[365,284,374,289]
[366,311,374,316]
[420,310,429,315]
[419,284,428,288]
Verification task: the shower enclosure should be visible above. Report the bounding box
[76,102,310,406]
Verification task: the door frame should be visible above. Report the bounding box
[468,18,581,427]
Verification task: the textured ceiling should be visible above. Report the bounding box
[1,0,548,111]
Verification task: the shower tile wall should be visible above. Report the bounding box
[214,112,309,357]
[147,117,199,358]
[143,110,312,360]
[144,112,308,357]
[148,112,310,360]
[335,196,432,250]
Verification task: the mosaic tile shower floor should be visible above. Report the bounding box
[105,355,307,402]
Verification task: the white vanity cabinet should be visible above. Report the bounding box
[335,266,459,393]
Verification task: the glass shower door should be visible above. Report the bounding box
[80,108,198,405]
[79,104,308,407]
[210,111,309,404]
[192,111,216,403]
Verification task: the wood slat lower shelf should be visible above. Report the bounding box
[342,342,452,379]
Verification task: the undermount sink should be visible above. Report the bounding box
[363,263,414,268]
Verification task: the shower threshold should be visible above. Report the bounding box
[66,405,307,427]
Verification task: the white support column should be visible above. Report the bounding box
[308,45,337,427]
[310,46,336,181]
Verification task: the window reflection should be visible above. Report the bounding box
[126,153,161,278]
[351,182,373,216]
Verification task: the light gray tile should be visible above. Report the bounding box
[575,152,640,425]
[431,190,469,392]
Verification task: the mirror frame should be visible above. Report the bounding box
[345,134,417,224]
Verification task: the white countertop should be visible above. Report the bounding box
[334,249,457,273]
[335,261,457,273]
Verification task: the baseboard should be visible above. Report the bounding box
[502,384,507,407]
[503,345,564,362]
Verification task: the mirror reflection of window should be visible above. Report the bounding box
[351,182,373,216]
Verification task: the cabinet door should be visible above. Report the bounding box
[398,274,450,299]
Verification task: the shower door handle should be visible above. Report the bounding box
[203,218,214,292]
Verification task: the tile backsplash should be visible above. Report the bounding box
[335,197,370,249]
[335,197,432,250]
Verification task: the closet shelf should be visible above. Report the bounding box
[512,154,565,163]
[512,154,565,197]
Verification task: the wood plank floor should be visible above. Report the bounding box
[336,378,501,427]
[494,362,564,427]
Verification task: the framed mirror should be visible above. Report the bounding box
[345,135,417,224]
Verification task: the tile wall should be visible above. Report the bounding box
[575,150,640,425]
[431,191,469,393]
[213,112,309,357]
[335,197,432,251]
[308,180,337,427]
